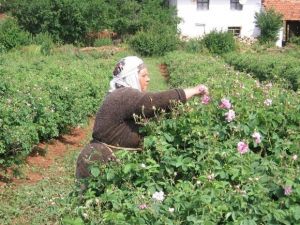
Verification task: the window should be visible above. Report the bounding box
[228,27,241,37]
[197,0,209,10]
[230,0,243,10]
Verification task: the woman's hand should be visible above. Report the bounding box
[184,84,209,100]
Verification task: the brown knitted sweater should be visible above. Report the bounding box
[76,87,186,179]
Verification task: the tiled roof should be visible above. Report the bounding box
[263,0,300,20]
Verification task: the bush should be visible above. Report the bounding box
[255,9,283,44]
[129,25,179,56]
[93,38,113,47]
[0,18,31,52]
[7,0,179,45]
[203,30,236,55]
[33,32,55,55]
[224,51,300,91]
[183,38,207,53]
[9,0,88,44]
[289,36,300,45]
[0,48,125,170]
[64,51,300,224]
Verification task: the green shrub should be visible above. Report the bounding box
[93,38,113,47]
[7,0,179,45]
[255,9,283,44]
[9,0,88,44]
[0,48,127,170]
[289,36,300,45]
[183,38,207,53]
[203,30,236,55]
[33,32,55,55]
[0,18,31,52]
[64,51,300,224]
[224,52,300,91]
[129,25,179,56]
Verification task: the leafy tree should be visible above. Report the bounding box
[255,8,283,44]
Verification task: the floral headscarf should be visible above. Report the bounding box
[109,56,144,92]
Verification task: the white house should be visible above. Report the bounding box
[169,0,261,39]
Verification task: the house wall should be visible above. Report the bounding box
[176,0,261,38]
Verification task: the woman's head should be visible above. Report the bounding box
[109,56,150,92]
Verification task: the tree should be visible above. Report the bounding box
[255,8,283,44]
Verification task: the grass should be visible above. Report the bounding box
[144,57,169,91]
[0,50,168,225]
[0,149,80,225]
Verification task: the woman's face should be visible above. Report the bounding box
[138,68,150,92]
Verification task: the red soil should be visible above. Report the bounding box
[0,118,94,187]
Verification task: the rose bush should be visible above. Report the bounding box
[0,48,129,169]
[64,51,299,224]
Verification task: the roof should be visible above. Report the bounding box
[263,0,300,20]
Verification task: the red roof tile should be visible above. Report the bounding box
[263,0,300,20]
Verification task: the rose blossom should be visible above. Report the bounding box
[292,155,298,161]
[237,141,249,154]
[152,191,165,202]
[266,82,273,88]
[284,186,292,196]
[264,99,272,106]
[225,110,235,122]
[252,132,262,144]
[201,95,211,105]
[139,204,148,209]
[199,85,209,95]
[168,208,175,213]
[207,173,215,181]
[219,98,232,109]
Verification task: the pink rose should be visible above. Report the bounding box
[219,98,232,109]
[139,204,148,209]
[284,186,292,196]
[199,85,209,95]
[252,132,262,144]
[201,95,211,104]
[237,141,249,154]
[225,110,235,122]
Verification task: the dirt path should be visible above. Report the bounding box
[0,118,94,188]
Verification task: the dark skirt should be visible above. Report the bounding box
[75,142,117,179]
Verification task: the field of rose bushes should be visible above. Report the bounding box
[0,46,128,171]
[224,51,300,91]
[64,51,300,224]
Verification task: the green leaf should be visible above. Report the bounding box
[164,133,174,142]
[90,167,100,177]
[292,206,300,220]
[62,216,84,225]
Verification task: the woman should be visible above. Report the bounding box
[75,56,208,179]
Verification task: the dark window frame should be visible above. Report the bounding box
[230,0,243,10]
[228,26,241,37]
[197,0,209,10]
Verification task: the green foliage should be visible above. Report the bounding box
[224,52,300,91]
[8,0,88,44]
[93,38,113,47]
[33,32,55,55]
[203,30,236,55]
[0,48,128,169]
[0,18,31,52]
[64,51,300,224]
[129,25,179,56]
[7,0,179,45]
[289,36,300,46]
[255,9,283,44]
[182,38,207,53]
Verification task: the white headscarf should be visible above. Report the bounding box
[109,56,144,92]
